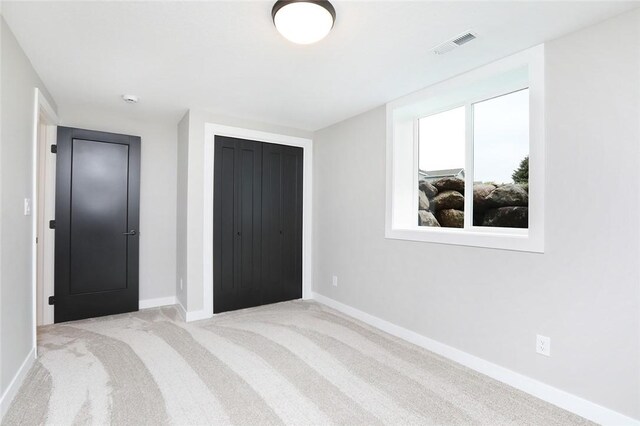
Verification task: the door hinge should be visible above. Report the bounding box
[50,144,57,153]
[48,296,55,305]
[49,220,56,229]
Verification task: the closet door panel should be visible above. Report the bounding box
[261,144,284,304]
[281,146,303,300]
[214,136,262,312]
[214,138,238,312]
[237,140,262,306]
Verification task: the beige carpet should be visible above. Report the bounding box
[3,301,592,425]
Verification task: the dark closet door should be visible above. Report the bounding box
[54,127,140,323]
[214,136,262,313]
[261,143,303,305]
[213,137,303,313]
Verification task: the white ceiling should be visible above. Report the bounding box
[3,1,638,131]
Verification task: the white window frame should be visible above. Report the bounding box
[385,45,544,252]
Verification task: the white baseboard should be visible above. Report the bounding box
[176,300,187,321]
[176,300,212,322]
[185,309,212,322]
[311,292,639,426]
[139,296,177,309]
[0,347,36,421]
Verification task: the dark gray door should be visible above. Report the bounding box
[214,136,263,313]
[213,136,302,313]
[261,143,303,305]
[54,127,140,323]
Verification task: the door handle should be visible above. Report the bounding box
[123,230,137,236]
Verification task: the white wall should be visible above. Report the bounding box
[59,106,178,303]
[0,16,57,398]
[178,110,311,314]
[312,9,640,421]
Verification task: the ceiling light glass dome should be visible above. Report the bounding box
[272,1,336,45]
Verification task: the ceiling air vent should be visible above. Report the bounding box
[452,32,476,46]
[432,31,477,55]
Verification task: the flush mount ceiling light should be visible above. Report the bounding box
[272,0,336,45]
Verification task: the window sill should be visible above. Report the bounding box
[385,226,544,253]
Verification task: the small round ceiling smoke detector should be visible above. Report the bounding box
[122,94,139,104]
[272,1,336,45]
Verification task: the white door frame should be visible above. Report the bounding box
[203,123,313,319]
[32,88,58,350]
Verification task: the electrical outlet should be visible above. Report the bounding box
[536,335,551,356]
[180,278,183,291]
[332,275,338,287]
[24,198,31,216]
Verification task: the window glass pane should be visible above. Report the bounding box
[418,106,465,228]
[472,89,529,228]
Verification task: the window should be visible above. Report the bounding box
[417,89,530,230]
[386,45,544,252]
[472,89,529,228]
[418,107,466,228]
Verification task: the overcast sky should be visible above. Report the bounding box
[419,89,529,184]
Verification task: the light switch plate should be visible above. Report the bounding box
[24,198,31,216]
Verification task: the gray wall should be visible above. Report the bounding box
[312,9,640,420]
[59,106,178,303]
[0,17,57,393]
